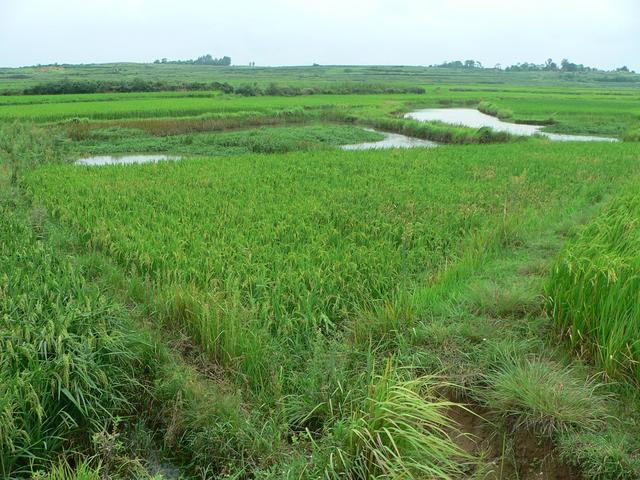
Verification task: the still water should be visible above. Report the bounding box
[341,129,438,150]
[405,109,618,142]
[76,154,182,166]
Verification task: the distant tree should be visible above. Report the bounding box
[494,63,502,70]
[617,66,630,72]
[561,58,578,72]
[436,60,467,68]
[544,58,558,71]
[157,54,231,66]
[194,54,214,64]
[436,60,483,69]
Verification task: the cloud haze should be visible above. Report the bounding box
[1,0,638,70]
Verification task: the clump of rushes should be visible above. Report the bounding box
[547,185,640,383]
[622,128,640,142]
[558,430,640,480]
[481,355,608,436]
[327,361,469,480]
[477,101,514,120]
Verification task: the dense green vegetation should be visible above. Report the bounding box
[153,54,232,66]
[548,185,640,384]
[2,64,640,478]
[2,64,639,96]
[21,142,640,478]
[68,124,383,157]
[0,190,149,476]
[20,79,424,97]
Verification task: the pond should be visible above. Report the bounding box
[75,154,182,166]
[404,109,619,142]
[341,129,438,150]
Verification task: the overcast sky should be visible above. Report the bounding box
[1,0,638,70]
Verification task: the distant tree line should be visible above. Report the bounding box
[435,60,484,69]
[22,79,232,95]
[505,58,598,72]
[20,79,425,96]
[153,54,231,66]
[504,58,560,71]
[233,82,425,96]
[434,58,635,74]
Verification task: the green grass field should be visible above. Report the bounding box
[2,63,639,93]
[2,64,640,479]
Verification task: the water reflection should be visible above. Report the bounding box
[341,129,438,150]
[76,154,182,166]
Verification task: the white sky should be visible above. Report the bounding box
[1,0,638,70]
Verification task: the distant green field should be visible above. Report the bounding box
[2,63,639,93]
[1,82,638,137]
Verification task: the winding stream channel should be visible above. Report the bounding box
[75,110,619,164]
[405,108,619,142]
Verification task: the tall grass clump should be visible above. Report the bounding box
[149,359,274,477]
[477,101,514,120]
[547,185,640,383]
[480,356,607,436]
[327,361,468,480]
